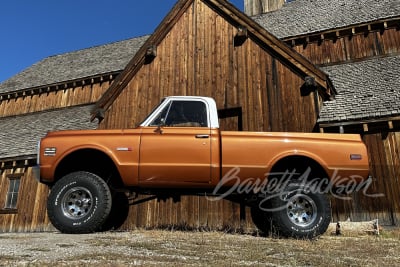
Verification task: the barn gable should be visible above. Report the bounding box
[94,0,333,133]
[87,0,338,231]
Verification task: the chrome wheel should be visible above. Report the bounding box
[286,194,317,227]
[61,187,93,220]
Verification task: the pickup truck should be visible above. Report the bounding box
[34,96,369,238]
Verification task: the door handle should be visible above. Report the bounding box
[195,134,209,139]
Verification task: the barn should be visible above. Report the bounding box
[250,0,400,224]
[0,0,399,232]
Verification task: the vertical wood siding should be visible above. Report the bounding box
[293,28,400,65]
[331,132,400,225]
[98,0,321,230]
[0,81,111,232]
[0,167,52,232]
[0,82,110,118]
[294,26,400,224]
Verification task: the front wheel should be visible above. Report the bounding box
[47,171,112,234]
[266,183,331,238]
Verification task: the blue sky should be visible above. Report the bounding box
[0,0,243,83]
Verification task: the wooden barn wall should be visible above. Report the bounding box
[0,81,111,232]
[0,166,52,232]
[292,27,400,65]
[330,132,400,225]
[100,1,319,132]
[98,0,320,230]
[0,81,110,118]
[292,25,400,224]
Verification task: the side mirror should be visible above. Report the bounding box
[154,118,165,134]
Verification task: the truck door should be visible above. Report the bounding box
[139,100,212,185]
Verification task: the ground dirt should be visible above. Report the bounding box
[0,229,400,266]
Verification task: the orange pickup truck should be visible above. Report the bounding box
[34,96,369,237]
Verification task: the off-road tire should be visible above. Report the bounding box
[268,183,331,239]
[250,205,272,235]
[47,171,112,234]
[99,191,130,231]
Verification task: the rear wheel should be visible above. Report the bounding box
[268,183,331,238]
[47,171,112,234]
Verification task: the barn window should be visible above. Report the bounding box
[4,174,22,210]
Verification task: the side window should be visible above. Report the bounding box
[149,100,208,127]
[166,101,208,127]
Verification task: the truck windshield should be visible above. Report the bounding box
[137,98,167,126]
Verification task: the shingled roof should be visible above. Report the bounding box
[0,35,149,94]
[0,105,96,160]
[253,0,400,38]
[318,55,400,124]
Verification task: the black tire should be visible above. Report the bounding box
[47,171,112,234]
[250,205,272,235]
[99,191,130,232]
[268,183,331,239]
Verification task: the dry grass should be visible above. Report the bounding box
[1,229,400,266]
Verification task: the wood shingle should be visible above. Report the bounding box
[319,55,400,124]
[0,105,96,160]
[0,35,148,93]
[253,0,400,39]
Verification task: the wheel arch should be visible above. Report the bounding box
[268,154,329,182]
[53,148,124,188]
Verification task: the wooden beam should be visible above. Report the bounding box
[282,17,400,46]
[319,116,400,128]
[236,26,248,38]
[234,26,248,46]
[146,45,157,58]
